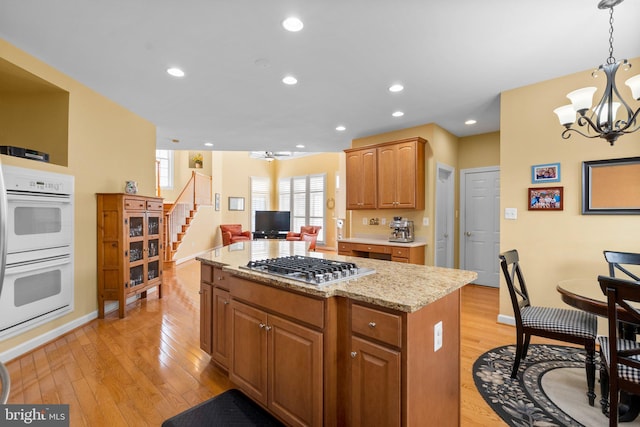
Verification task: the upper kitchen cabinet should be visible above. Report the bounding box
[0,58,69,166]
[377,138,425,209]
[345,137,425,210]
[345,147,377,209]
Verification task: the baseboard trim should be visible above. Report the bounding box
[498,314,516,326]
[0,311,97,363]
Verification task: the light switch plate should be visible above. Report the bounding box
[504,208,517,220]
[423,217,429,226]
[362,217,368,225]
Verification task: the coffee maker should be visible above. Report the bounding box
[389,217,414,243]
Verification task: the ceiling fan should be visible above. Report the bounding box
[249,151,293,161]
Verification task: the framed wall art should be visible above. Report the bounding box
[228,197,245,211]
[528,187,563,211]
[582,157,640,215]
[531,163,560,183]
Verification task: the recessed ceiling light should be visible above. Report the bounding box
[296,144,305,148]
[465,119,477,125]
[282,17,304,32]
[167,67,185,77]
[204,142,213,147]
[282,75,298,85]
[388,84,404,93]
[336,125,346,131]
[392,111,404,117]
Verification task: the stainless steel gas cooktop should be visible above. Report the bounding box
[241,255,375,286]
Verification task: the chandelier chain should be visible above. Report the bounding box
[607,6,616,64]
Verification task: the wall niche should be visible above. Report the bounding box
[0,57,69,166]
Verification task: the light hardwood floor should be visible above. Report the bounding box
[5,259,559,426]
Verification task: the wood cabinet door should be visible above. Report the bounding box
[346,148,377,209]
[350,336,401,427]
[199,282,213,353]
[376,144,398,208]
[230,301,268,405]
[394,141,418,208]
[268,315,323,427]
[212,287,231,368]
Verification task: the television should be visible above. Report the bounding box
[254,211,291,237]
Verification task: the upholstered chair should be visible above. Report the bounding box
[220,224,251,246]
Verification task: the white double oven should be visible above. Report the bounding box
[0,165,74,339]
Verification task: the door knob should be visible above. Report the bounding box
[465,231,472,236]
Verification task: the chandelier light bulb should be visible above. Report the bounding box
[553,105,577,126]
[566,87,597,115]
[625,75,640,100]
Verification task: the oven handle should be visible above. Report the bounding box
[0,165,7,297]
[5,255,71,275]
[6,191,72,204]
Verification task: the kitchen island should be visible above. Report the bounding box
[197,240,477,427]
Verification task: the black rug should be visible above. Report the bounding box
[473,344,597,427]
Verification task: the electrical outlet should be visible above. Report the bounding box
[381,218,386,225]
[423,217,429,226]
[362,217,368,225]
[434,321,443,352]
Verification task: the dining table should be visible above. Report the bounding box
[557,278,640,422]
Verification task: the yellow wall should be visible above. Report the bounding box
[459,131,500,170]
[500,56,640,324]
[0,39,156,354]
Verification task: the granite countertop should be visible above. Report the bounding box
[338,237,426,248]
[196,240,476,313]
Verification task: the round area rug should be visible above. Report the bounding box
[473,344,603,427]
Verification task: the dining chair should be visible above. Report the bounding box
[603,250,640,281]
[499,249,598,405]
[597,274,640,426]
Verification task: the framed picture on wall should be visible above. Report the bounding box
[582,157,640,215]
[528,187,563,211]
[531,163,560,183]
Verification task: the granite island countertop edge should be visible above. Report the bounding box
[197,255,477,313]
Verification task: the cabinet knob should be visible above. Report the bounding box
[223,300,229,305]
[368,321,376,328]
[198,290,202,295]
[264,325,272,331]
[259,323,266,329]
[217,276,224,281]
[350,351,358,359]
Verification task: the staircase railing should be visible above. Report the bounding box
[164,171,212,263]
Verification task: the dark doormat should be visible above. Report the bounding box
[162,388,285,427]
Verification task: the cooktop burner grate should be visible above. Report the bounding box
[242,255,375,286]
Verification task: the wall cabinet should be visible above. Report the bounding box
[345,137,425,210]
[97,193,163,318]
[345,147,377,209]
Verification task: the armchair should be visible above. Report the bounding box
[220,224,251,246]
[286,226,322,251]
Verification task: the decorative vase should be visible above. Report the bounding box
[125,181,138,194]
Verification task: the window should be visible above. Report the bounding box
[155,150,174,189]
[251,176,271,231]
[278,174,326,243]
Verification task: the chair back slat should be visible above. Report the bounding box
[499,250,531,326]
[603,250,640,282]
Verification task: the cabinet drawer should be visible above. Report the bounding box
[213,267,230,290]
[230,277,325,329]
[201,264,214,284]
[391,247,409,258]
[338,242,353,253]
[353,243,391,254]
[124,198,146,211]
[146,200,164,211]
[351,303,402,347]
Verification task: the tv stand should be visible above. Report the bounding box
[253,232,288,240]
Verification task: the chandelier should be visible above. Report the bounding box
[553,0,640,145]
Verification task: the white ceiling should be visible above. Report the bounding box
[1,0,639,154]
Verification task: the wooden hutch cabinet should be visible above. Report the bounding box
[345,137,426,210]
[97,193,164,318]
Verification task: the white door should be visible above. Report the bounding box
[460,167,500,287]
[435,163,454,268]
